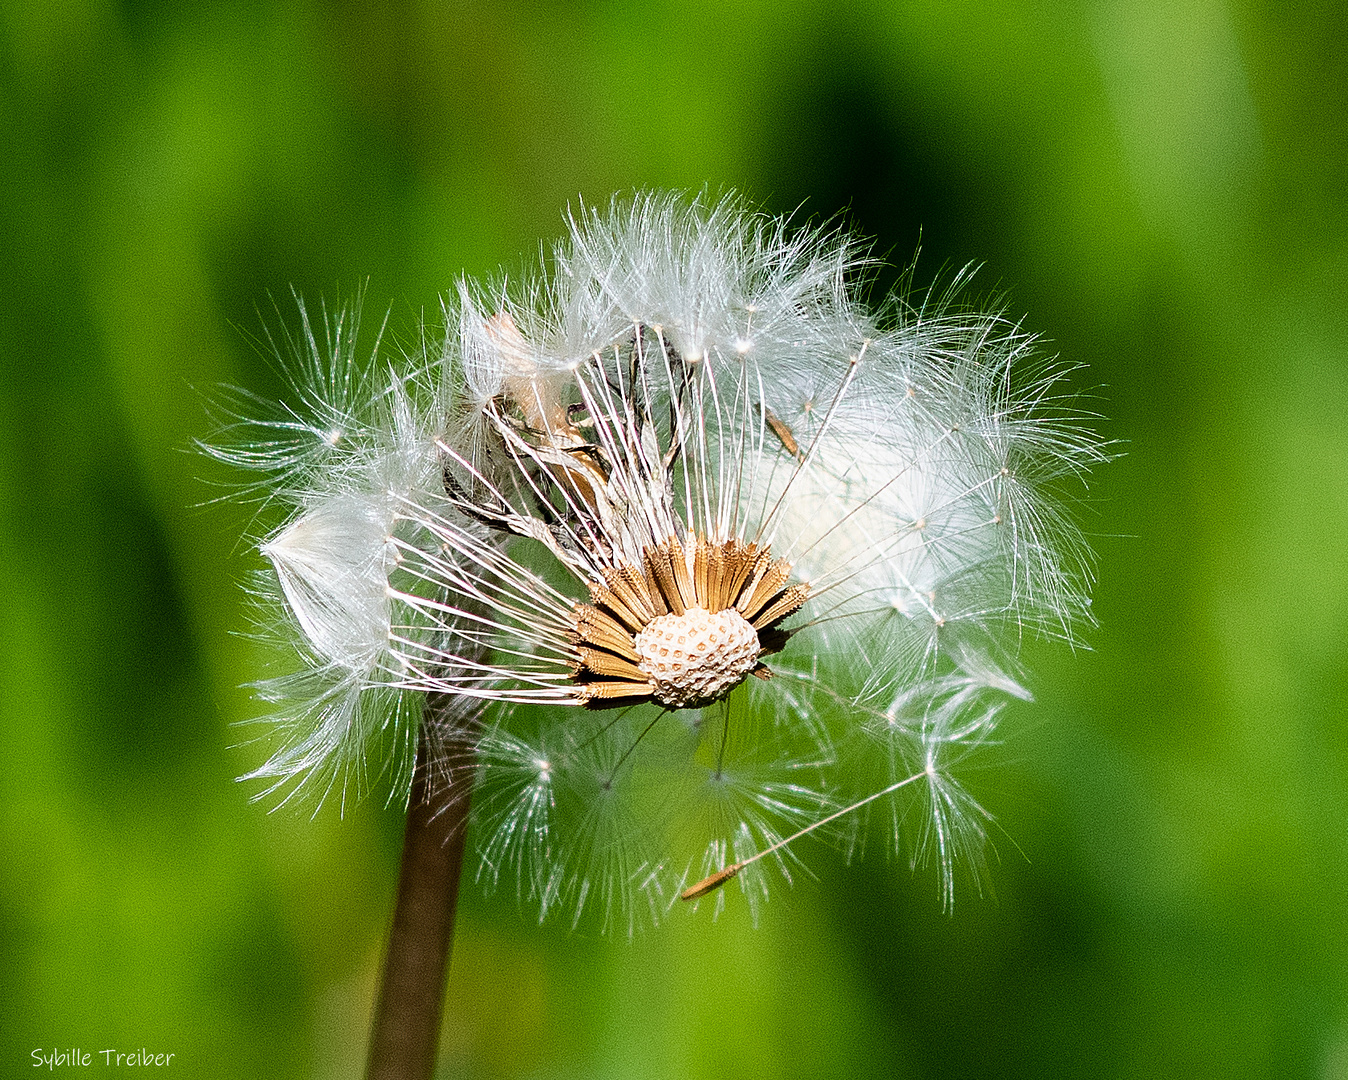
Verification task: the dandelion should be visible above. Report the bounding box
[209,191,1103,1078]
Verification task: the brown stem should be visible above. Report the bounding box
[365,713,474,1080]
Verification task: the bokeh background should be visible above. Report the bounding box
[4,0,1347,1076]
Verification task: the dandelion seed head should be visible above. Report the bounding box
[210,191,1104,926]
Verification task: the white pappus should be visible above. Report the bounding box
[210,192,1104,931]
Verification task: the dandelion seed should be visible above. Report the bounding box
[213,191,1105,928]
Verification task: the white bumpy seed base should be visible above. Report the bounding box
[634,607,760,709]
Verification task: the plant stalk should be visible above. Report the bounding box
[365,715,473,1080]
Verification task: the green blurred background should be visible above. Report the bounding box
[3,0,1346,1076]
